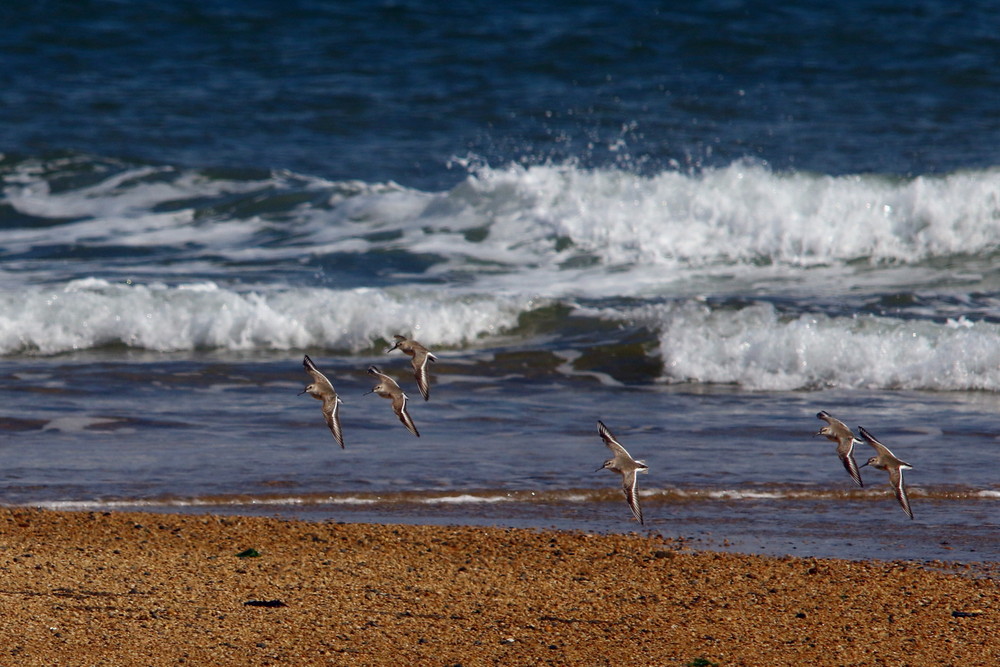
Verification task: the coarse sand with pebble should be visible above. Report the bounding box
[0,508,995,665]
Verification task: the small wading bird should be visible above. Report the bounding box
[365,365,420,437]
[815,410,864,487]
[858,426,914,519]
[299,355,344,448]
[386,334,438,401]
[596,420,649,525]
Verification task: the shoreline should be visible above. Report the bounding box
[0,508,996,665]
[12,493,997,566]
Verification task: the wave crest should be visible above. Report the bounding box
[0,279,533,355]
[614,300,1000,391]
[450,161,1000,269]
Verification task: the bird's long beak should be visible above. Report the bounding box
[859,460,870,468]
[386,344,399,353]
[594,466,605,473]
[297,389,307,396]
[363,389,375,396]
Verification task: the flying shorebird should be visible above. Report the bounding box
[386,334,438,401]
[365,365,419,437]
[815,410,864,487]
[299,355,344,448]
[858,426,914,519]
[596,420,649,525]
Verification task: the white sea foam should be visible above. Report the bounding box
[41,416,124,433]
[24,496,379,511]
[432,161,1000,269]
[418,494,513,504]
[5,159,1000,392]
[603,299,1000,391]
[5,160,1000,291]
[0,279,535,355]
[702,489,789,500]
[5,276,1000,392]
[349,161,1000,299]
[2,158,327,222]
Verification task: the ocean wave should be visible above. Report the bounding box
[449,161,1000,269]
[0,278,535,355]
[4,278,1000,393]
[4,156,1000,285]
[5,156,1000,391]
[595,299,1000,391]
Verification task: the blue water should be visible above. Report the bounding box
[6,1,999,185]
[1,0,998,564]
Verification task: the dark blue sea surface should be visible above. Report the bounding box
[1,0,998,564]
[5,0,999,186]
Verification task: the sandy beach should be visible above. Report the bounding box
[0,508,995,666]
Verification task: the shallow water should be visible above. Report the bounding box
[3,354,997,563]
[2,1,999,564]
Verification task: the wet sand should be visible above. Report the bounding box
[0,508,995,666]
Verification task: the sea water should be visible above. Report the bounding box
[1,0,998,564]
